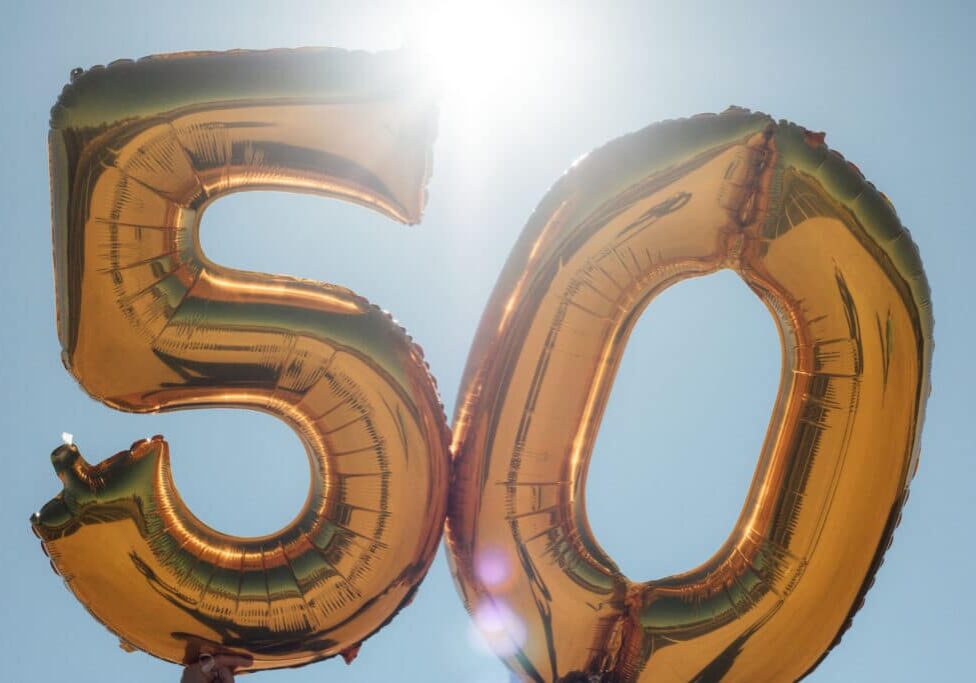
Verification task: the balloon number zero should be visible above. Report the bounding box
[33,50,932,682]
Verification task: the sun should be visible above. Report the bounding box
[402,3,553,119]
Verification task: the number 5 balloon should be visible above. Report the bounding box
[447,109,932,681]
[32,49,450,671]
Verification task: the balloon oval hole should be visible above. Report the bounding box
[161,408,311,538]
[584,271,779,582]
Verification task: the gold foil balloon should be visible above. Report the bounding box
[33,48,930,680]
[32,49,450,671]
[446,109,932,681]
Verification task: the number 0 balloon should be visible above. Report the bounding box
[33,49,450,670]
[447,109,932,681]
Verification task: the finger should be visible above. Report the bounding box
[180,666,205,683]
[213,654,252,670]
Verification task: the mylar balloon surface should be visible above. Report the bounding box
[32,49,450,671]
[446,109,932,682]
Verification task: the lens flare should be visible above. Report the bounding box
[475,547,511,588]
[469,598,526,657]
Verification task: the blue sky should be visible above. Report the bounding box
[2,1,972,680]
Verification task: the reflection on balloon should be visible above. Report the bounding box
[447,108,932,681]
[33,49,450,671]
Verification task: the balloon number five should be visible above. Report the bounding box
[35,50,450,671]
[33,50,932,682]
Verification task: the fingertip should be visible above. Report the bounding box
[214,653,252,669]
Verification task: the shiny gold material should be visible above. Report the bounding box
[446,109,932,681]
[33,49,450,671]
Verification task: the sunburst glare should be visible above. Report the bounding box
[403,3,557,122]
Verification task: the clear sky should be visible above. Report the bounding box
[1,1,972,681]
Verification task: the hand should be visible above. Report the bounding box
[181,654,253,683]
